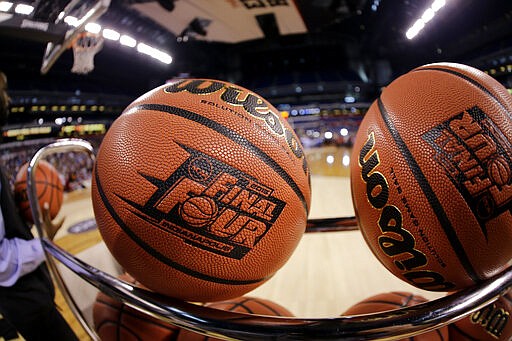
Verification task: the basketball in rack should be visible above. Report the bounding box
[70,31,104,75]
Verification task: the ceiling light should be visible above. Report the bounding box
[406,18,426,39]
[405,0,447,40]
[0,1,13,12]
[64,15,78,27]
[344,96,355,103]
[137,42,153,55]
[431,0,446,12]
[421,8,435,23]
[85,22,101,34]
[136,43,172,64]
[14,3,33,15]
[153,49,172,64]
[120,35,136,47]
[406,27,420,40]
[102,28,120,41]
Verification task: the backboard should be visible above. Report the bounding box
[40,0,111,75]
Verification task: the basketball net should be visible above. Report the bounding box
[71,32,104,75]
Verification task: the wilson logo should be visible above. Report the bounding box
[422,106,512,237]
[358,131,455,291]
[470,302,510,338]
[119,144,285,260]
[164,79,308,176]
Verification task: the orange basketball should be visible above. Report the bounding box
[176,296,294,341]
[342,292,448,341]
[93,273,180,341]
[14,160,64,223]
[449,290,512,340]
[350,62,512,291]
[92,79,311,302]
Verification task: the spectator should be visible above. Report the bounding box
[0,71,78,340]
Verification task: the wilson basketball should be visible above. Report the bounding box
[350,62,512,291]
[93,273,180,341]
[449,291,512,340]
[14,160,64,223]
[176,296,294,341]
[92,79,311,302]
[342,292,448,341]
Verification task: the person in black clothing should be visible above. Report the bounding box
[0,312,23,340]
[0,71,78,341]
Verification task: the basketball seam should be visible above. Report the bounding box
[208,297,287,316]
[434,327,446,341]
[403,293,414,306]
[48,168,55,211]
[116,301,124,341]
[227,298,255,313]
[376,97,481,284]
[250,300,286,316]
[15,182,62,213]
[94,163,268,286]
[413,67,512,118]
[390,292,424,304]
[132,103,309,213]
[38,167,50,199]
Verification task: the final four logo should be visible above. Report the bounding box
[422,105,512,237]
[119,143,286,260]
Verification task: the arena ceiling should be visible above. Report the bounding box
[0,0,512,101]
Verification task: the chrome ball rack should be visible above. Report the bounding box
[27,139,512,340]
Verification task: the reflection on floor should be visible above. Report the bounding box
[305,145,352,178]
[52,145,444,340]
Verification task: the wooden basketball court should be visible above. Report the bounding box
[51,145,444,340]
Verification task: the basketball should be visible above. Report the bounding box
[176,296,294,341]
[14,160,64,223]
[92,273,180,341]
[449,291,512,340]
[350,62,512,291]
[342,292,448,341]
[91,78,311,302]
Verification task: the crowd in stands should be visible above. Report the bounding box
[0,114,360,196]
[0,134,103,193]
[290,116,361,149]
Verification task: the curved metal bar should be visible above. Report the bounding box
[26,138,99,341]
[27,138,95,230]
[42,238,512,340]
[30,139,512,340]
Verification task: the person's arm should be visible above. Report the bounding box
[0,208,45,287]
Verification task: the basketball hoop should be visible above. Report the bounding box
[71,31,104,75]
